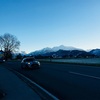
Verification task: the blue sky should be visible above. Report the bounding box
[0,0,100,53]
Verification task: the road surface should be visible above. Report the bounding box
[1,61,100,100]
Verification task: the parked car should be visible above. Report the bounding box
[21,57,40,69]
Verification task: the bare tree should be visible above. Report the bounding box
[0,33,20,59]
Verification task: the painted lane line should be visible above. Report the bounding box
[69,71,100,80]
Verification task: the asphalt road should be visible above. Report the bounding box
[2,61,100,100]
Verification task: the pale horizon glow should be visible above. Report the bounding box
[0,0,100,53]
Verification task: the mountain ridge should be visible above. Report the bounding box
[27,45,100,58]
[28,45,84,55]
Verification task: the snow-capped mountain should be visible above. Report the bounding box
[89,49,100,56]
[28,45,83,56]
[52,45,82,51]
[28,47,52,56]
[24,46,100,58]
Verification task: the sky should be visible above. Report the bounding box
[0,0,100,53]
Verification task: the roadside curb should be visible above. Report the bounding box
[7,68,59,100]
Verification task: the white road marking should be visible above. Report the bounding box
[69,71,100,80]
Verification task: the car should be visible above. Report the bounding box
[21,57,40,69]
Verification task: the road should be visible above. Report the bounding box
[1,61,100,100]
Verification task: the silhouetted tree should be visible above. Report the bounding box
[0,33,20,60]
